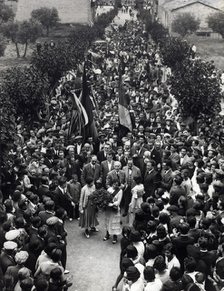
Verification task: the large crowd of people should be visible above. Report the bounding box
[1,6,224,291]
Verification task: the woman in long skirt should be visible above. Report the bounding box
[79,177,98,238]
[103,180,123,244]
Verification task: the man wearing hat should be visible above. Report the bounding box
[74,136,83,158]
[0,241,17,273]
[5,251,29,287]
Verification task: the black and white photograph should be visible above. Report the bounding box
[0,0,224,290]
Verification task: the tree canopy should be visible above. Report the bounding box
[1,19,42,57]
[1,66,50,123]
[172,13,200,37]
[208,12,224,38]
[160,37,191,70]
[0,3,15,24]
[0,34,7,57]
[31,42,77,85]
[0,94,16,166]
[31,7,60,36]
[169,59,222,131]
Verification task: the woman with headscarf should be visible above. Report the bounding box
[79,177,98,239]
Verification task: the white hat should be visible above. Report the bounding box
[5,229,20,241]
[4,241,18,250]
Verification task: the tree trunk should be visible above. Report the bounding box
[46,26,49,36]
[15,42,20,58]
[23,41,28,58]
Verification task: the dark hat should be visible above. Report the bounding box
[167,205,179,213]
[126,266,140,281]
[98,131,106,137]
[129,230,142,242]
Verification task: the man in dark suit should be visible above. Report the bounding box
[100,151,115,188]
[54,176,74,220]
[130,140,147,170]
[160,159,174,191]
[151,140,163,168]
[97,143,111,163]
[115,146,127,168]
[172,222,195,272]
[122,158,141,215]
[81,155,101,186]
[106,161,126,189]
[143,160,161,200]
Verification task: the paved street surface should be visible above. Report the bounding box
[66,11,135,291]
[66,212,121,291]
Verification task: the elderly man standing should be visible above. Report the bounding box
[81,155,101,186]
[106,161,126,189]
[122,157,141,216]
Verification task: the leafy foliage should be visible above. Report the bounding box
[172,13,200,37]
[31,7,60,36]
[0,3,15,24]
[90,188,113,209]
[31,42,77,85]
[69,5,119,59]
[169,59,222,126]
[160,37,191,70]
[1,66,50,123]
[0,34,7,57]
[17,19,43,57]
[138,9,168,43]
[1,19,42,57]
[208,13,224,38]
[0,93,16,166]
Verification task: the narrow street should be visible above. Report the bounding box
[66,212,121,291]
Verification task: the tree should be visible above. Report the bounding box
[208,13,224,38]
[1,19,42,57]
[0,93,16,167]
[150,21,168,44]
[0,34,7,57]
[17,19,42,57]
[169,59,222,133]
[160,37,191,70]
[31,7,60,36]
[138,9,168,43]
[0,3,15,25]
[172,13,200,37]
[0,21,20,57]
[31,42,77,85]
[1,66,50,123]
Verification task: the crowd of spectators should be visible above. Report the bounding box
[1,8,224,291]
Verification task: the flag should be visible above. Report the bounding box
[72,91,88,126]
[68,91,88,138]
[80,63,98,141]
[118,65,132,132]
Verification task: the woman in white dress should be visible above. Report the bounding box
[103,180,123,244]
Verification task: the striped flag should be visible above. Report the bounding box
[72,91,88,126]
[80,63,98,141]
[68,91,88,138]
[118,65,132,132]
